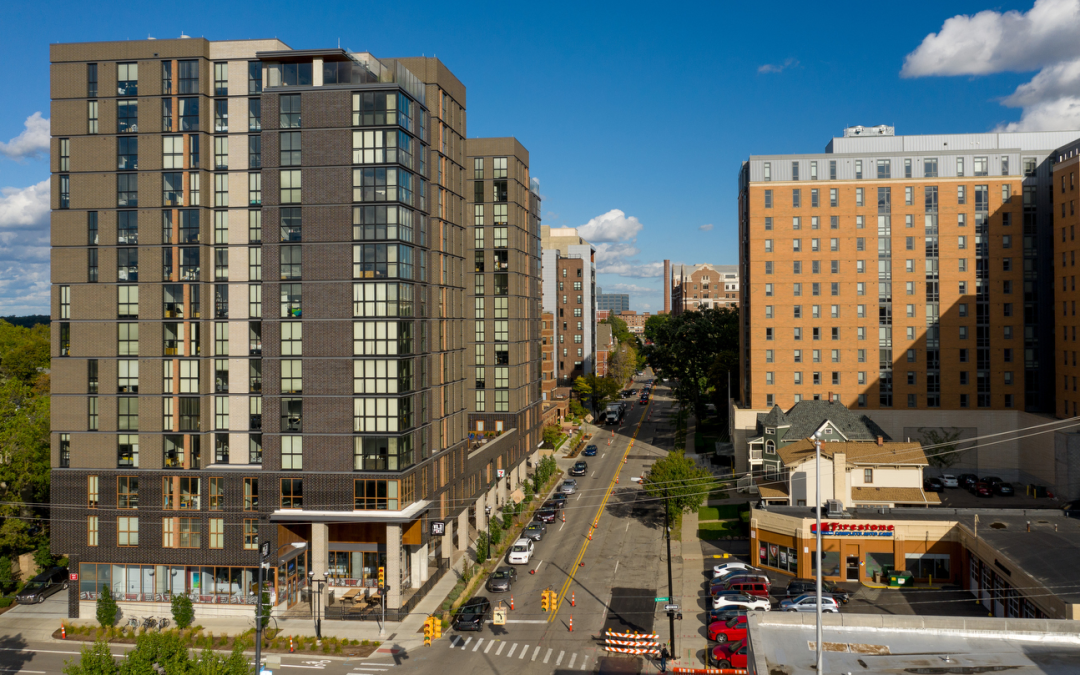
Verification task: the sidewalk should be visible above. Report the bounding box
[676,508,708,667]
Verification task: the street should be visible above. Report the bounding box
[0,375,678,675]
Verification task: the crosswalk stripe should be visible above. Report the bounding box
[447,636,457,648]
[460,637,472,650]
[532,646,541,661]
[484,640,494,654]
[580,655,590,670]
[544,648,553,663]
[496,642,507,656]
[556,651,565,666]
[519,645,529,660]
[569,654,577,668]
[472,638,483,652]
[507,643,517,658]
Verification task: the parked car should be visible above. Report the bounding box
[711,593,770,611]
[486,567,517,593]
[981,476,1006,487]
[639,398,649,405]
[560,479,578,494]
[507,538,535,564]
[16,567,69,604]
[719,579,771,599]
[549,492,569,503]
[941,474,959,488]
[1062,501,1080,518]
[924,477,945,493]
[522,522,546,541]
[780,594,840,613]
[708,615,749,643]
[994,482,1015,496]
[453,597,491,631]
[582,445,598,457]
[535,509,556,523]
[570,461,588,477]
[712,561,755,578]
[706,607,748,624]
[710,638,749,669]
[542,499,564,512]
[709,569,766,593]
[969,481,993,498]
[958,473,979,489]
[783,579,850,604]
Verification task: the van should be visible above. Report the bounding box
[719,574,771,592]
[722,580,770,599]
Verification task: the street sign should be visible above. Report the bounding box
[493,607,506,625]
[430,521,446,536]
[69,573,79,581]
[261,540,270,559]
[664,604,680,611]
[497,469,505,478]
[654,596,670,602]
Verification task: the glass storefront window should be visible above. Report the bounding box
[905,553,950,580]
[759,542,799,574]
[865,552,894,579]
[328,550,387,587]
[810,551,842,577]
[78,563,257,602]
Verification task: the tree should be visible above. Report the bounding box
[96,586,118,628]
[33,544,55,573]
[475,532,490,563]
[642,451,714,529]
[171,593,195,629]
[0,556,13,593]
[603,315,633,344]
[63,639,118,675]
[608,342,638,386]
[573,374,620,413]
[117,632,192,675]
[645,307,739,419]
[919,427,966,468]
[643,314,670,344]
[542,424,562,447]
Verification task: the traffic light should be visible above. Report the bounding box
[541,590,550,612]
[433,618,442,639]
[378,566,385,587]
[423,618,433,645]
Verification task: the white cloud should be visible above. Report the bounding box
[601,282,655,294]
[698,223,714,232]
[0,180,51,314]
[0,113,50,161]
[594,242,640,264]
[596,260,666,278]
[641,303,653,310]
[577,209,643,243]
[902,0,1080,131]
[758,58,799,74]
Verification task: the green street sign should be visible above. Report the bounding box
[654,596,670,602]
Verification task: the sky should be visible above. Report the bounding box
[2,0,1080,314]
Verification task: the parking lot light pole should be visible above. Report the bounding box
[814,432,823,675]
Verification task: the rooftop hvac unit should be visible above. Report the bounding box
[826,499,844,518]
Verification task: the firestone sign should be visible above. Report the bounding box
[811,522,895,537]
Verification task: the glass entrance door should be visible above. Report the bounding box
[846,555,860,581]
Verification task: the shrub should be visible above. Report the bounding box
[33,545,55,573]
[0,598,12,609]
[171,594,195,629]
[95,586,118,628]
[63,639,118,675]
[0,556,12,594]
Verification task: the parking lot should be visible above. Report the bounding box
[933,483,1061,510]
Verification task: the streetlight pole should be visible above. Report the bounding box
[662,488,676,660]
[308,571,328,639]
[814,433,823,675]
[485,505,493,562]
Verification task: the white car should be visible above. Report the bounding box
[507,538,534,564]
[941,474,959,488]
[712,593,771,611]
[780,594,840,613]
[712,562,754,579]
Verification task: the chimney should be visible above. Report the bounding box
[876,436,883,446]
[663,259,671,313]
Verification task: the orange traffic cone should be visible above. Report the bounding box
[562,511,565,523]
[289,637,294,653]
[569,615,573,632]
[588,530,592,541]
[615,477,619,484]
[571,592,576,607]
[60,623,66,640]
[510,595,515,611]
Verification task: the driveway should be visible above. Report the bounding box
[7,590,68,618]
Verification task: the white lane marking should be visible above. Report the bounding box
[504,619,548,623]
[580,655,591,670]
[358,663,397,667]
[472,638,484,652]
[569,653,578,668]
[532,646,541,661]
[506,643,517,658]
[282,667,327,671]
[533,560,543,574]
[591,471,596,477]
[0,671,45,674]
[576,493,581,500]
[484,640,495,654]
[559,521,565,531]
[519,645,529,659]
[626,521,630,532]
[460,637,472,650]
[496,642,507,656]
[556,651,565,666]
[614,560,620,576]
[448,636,460,648]
[543,648,553,663]
[350,669,389,672]
[601,454,606,459]
[0,648,82,656]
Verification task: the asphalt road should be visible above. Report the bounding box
[2,375,675,675]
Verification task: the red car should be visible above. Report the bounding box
[708,615,748,642]
[970,481,993,498]
[711,638,749,669]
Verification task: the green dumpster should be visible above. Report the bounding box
[887,571,914,588]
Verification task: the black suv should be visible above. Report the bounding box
[535,509,556,524]
[453,597,491,631]
[16,567,69,604]
[570,461,588,477]
[542,499,564,512]
[783,578,850,604]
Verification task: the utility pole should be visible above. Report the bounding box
[663,487,676,659]
[814,433,823,675]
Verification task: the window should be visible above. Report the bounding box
[280,94,301,128]
[248,135,261,168]
[280,479,303,508]
[864,469,874,484]
[117,516,138,547]
[87,100,99,134]
[244,519,258,550]
[855,160,863,179]
[249,172,262,206]
[956,157,965,176]
[179,97,199,131]
[214,98,228,131]
[974,156,988,176]
[87,62,98,97]
[249,98,262,131]
[281,131,301,166]
[117,174,137,207]
[855,188,864,206]
[178,59,198,93]
[830,188,838,207]
[214,173,228,207]
[161,97,172,131]
[877,159,890,179]
[957,185,966,205]
[354,479,400,510]
[764,190,772,208]
[280,170,301,203]
[209,518,224,549]
[117,62,138,95]
[792,189,801,208]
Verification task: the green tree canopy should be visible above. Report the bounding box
[604,314,634,344]
[645,307,738,419]
[642,451,714,528]
[573,374,620,413]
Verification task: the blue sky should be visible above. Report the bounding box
[1,0,1075,314]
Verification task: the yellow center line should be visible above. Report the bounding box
[549,396,655,621]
